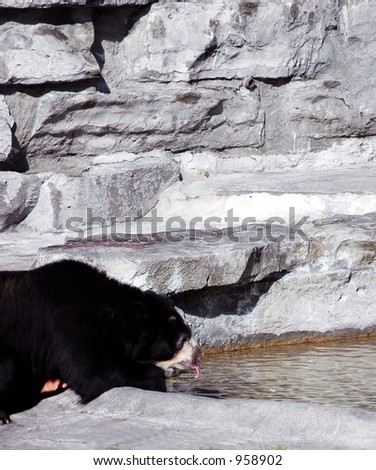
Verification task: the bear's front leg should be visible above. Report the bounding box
[66,360,167,405]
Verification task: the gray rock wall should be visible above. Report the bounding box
[1,0,375,230]
[0,0,375,172]
[1,0,376,349]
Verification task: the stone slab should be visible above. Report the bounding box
[0,231,66,271]
[182,268,376,350]
[152,167,376,225]
[0,172,44,230]
[175,138,376,178]
[17,83,263,159]
[21,154,179,232]
[264,79,376,153]
[0,10,98,85]
[2,387,376,449]
[337,0,376,80]
[100,0,335,85]
[35,227,309,292]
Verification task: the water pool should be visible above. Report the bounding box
[167,337,376,410]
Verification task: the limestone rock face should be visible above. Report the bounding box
[35,226,309,292]
[0,172,43,230]
[0,98,14,163]
[100,0,336,85]
[337,0,376,80]
[1,0,376,162]
[15,84,263,160]
[21,155,179,232]
[0,10,98,85]
[264,79,376,153]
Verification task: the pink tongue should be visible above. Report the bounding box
[191,365,201,379]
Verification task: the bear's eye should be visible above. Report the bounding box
[168,315,177,322]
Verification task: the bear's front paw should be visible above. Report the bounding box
[0,411,12,425]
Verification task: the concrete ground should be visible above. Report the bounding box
[2,387,376,450]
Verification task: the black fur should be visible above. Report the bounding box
[0,260,191,423]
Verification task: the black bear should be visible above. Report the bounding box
[0,260,201,424]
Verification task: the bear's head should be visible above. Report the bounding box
[130,290,201,379]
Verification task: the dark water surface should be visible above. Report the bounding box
[167,338,376,410]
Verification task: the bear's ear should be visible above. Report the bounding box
[133,301,150,322]
[143,290,175,310]
[143,290,160,303]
